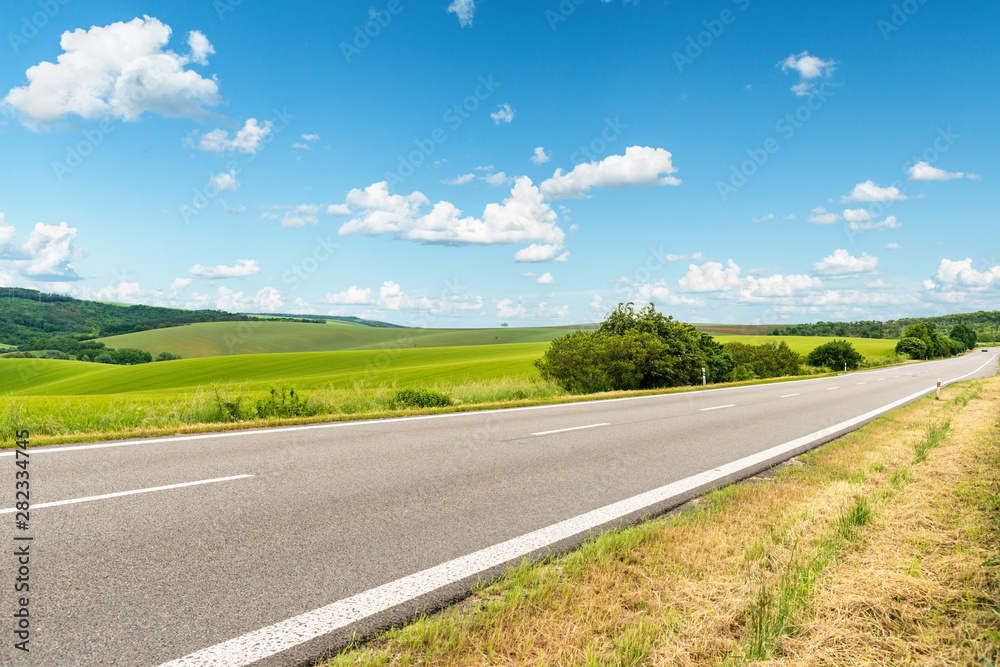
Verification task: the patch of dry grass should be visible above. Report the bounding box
[321,378,1000,667]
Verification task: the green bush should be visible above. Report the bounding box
[94,353,113,364]
[806,339,864,370]
[895,336,927,359]
[535,302,735,393]
[253,386,310,418]
[393,388,453,409]
[723,341,801,380]
[155,352,182,362]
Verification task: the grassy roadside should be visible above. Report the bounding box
[318,375,1000,666]
[1,371,850,448]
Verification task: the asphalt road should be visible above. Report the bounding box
[1,351,996,666]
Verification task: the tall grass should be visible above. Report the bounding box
[0,376,567,443]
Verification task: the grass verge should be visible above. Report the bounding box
[317,376,1000,666]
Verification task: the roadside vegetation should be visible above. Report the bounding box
[773,310,1000,342]
[320,376,1000,667]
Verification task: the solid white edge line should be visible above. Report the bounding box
[153,356,999,667]
[530,423,609,437]
[0,475,253,515]
[700,404,735,411]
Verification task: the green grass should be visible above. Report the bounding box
[712,335,898,359]
[97,321,593,358]
[1,342,552,396]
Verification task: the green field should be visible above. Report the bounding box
[712,335,898,359]
[98,321,593,358]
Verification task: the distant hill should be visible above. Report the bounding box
[772,311,1000,342]
[0,288,257,347]
[243,313,406,328]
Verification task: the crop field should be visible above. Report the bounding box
[713,335,898,359]
[97,321,594,358]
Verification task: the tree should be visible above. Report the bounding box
[895,336,927,360]
[724,341,802,380]
[949,324,977,351]
[535,303,735,392]
[155,352,182,362]
[806,339,864,370]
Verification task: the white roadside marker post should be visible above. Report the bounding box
[936,380,941,400]
[702,367,706,386]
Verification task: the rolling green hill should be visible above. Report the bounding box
[1,342,551,396]
[97,321,594,358]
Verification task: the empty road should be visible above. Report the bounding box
[2,351,996,666]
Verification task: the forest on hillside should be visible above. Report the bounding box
[772,311,1000,342]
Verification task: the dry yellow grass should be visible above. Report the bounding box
[322,377,1000,667]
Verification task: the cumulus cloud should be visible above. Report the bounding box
[934,258,1000,290]
[292,133,320,150]
[324,286,373,305]
[536,272,555,285]
[336,178,566,261]
[841,180,908,203]
[842,208,874,223]
[210,170,239,192]
[540,146,681,200]
[189,258,260,279]
[327,204,351,216]
[535,302,570,319]
[0,214,15,250]
[18,222,81,280]
[630,280,703,307]
[514,243,570,263]
[200,285,284,313]
[531,147,551,165]
[848,215,901,232]
[193,118,273,155]
[447,0,475,27]
[779,51,836,96]
[496,298,527,319]
[811,249,879,277]
[809,207,840,225]
[170,277,192,293]
[377,281,433,311]
[4,17,221,127]
[679,259,822,301]
[490,103,515,124]
[482,171,509,186]
[907,161,972,182]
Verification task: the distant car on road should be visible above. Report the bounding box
[984,348,989,352]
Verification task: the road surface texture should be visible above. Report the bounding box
[1,351,996,666]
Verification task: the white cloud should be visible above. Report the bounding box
[77,281,145,304]
[20,222,80,279]
[210,170,239,192]
[531,147,551,165]
[290,297,316,315]
[752,213,774,223]
[590,294,604,312]
[482,171,508,186]
[934,258,1000,290]
[447,0,475,27]
[337,182,430,236]
[324,286,373,305]
[327,204,351,216]
[540,146,681,200]
[281,204,321,229]
[514,243,569,263]
[884,242,903,250]
[848,215,901,232]
[679,259,822,301]
[632,280,704,306]
[496,298,527,319]
[491,103,515,125]
[187,30,214,65]
[842,208,873,223]
[443,173,476,186]
[779,51,836,96]
[664,252,704,262]
[4,16,221,126]
[811,249,879,277]
[808,207,840,225]
[907,161,967,182]
[433,292,484,316]
[0,213,15,250]
[536,272,555,285]
[534,302,570,319]
[377,281,433,311]
[301,133,320,142]
[841,180,908,203]
[189,258,260,279]
[193,118,273,154]
[205,286,284,313]
[170,277,192,292]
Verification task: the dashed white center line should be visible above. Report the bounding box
[530,423,609,437]
[0,475,254,515]
[700,404,736,412]
[780,393,800,398]
[857,382,867,385]
[826,387,840,391]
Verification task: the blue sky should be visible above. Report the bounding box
[0,0,997,326]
